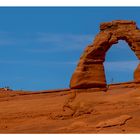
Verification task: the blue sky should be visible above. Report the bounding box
[0,7,139,90]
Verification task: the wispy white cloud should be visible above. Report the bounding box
[0,59,77,65]
[0,31,17,46]
[37,33,93,43]
[104,60,140,72]
[0,59,138,71]
[0,31,13,35]
[27,33,94,53]
[0,39,16,45]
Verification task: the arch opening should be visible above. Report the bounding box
[104,40,139,84]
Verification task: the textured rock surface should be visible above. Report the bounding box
[134,64,140,81]
[70,20,140,89]
[0,83,140,133]
[96,115,132,128]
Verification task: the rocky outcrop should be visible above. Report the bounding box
[70,20,140,89]
[96,115,132,128]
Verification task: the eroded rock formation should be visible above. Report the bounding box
[70,20,140,89]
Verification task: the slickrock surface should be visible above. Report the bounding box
[0,82,140,133]
[70,20,140,89]
[95,115,132,128]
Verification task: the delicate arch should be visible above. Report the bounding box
[70,20,140,89]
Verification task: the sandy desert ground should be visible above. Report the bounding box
[0,82,140,134]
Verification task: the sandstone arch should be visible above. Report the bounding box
[70,20,140,89]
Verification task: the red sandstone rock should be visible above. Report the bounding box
[70,20,140,89]
[96,115,132,128]
[134,64,140,81]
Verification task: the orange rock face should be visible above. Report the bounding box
[134,64,140,81]
[70,20,140,89]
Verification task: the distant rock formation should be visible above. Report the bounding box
[70,20,140,89]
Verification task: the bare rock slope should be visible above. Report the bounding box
[0,82,140,133]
